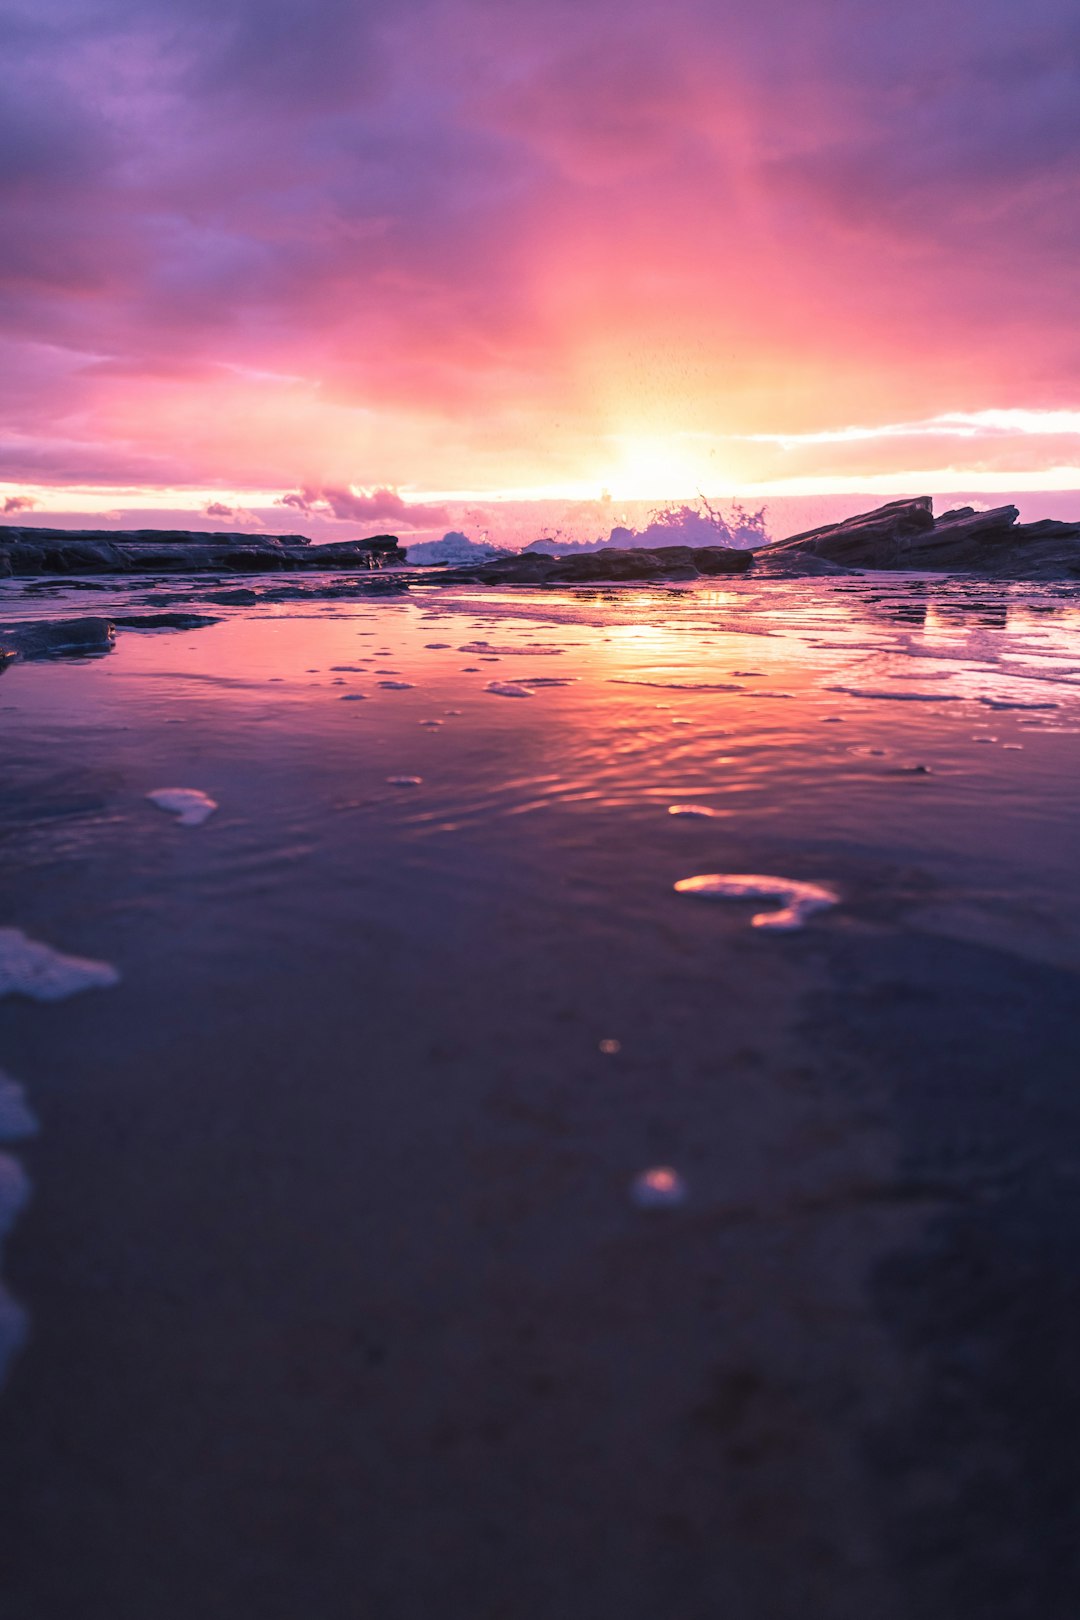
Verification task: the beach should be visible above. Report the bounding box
[2,573,1080,1616]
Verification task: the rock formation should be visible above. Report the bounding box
[753,497,1080,578]
[0,526,405,576]
[430,544,755,585]
[3,499,1080,582]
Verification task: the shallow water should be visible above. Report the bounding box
[2,571,1080,1618]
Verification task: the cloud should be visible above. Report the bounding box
[2,495,36,513]
[277,485,450,528]
[0,0,1078,499]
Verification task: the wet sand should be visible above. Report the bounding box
[1,575,1080,1618]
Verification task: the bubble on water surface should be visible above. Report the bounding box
[340,693,367,701]
[668,804,725,818]
[147,788,218,826]
[424,643,451,649]
[630,1167,687,1209]
[387,776,423,787]
[674,873,839,932]
[599,1039,621,1055]
[378,681,414,690]
[486,682,533,698]
[420,719,442,728]
[0,929,120,1000]
[330,665,365,672]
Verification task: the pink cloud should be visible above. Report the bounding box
[0,0,1077,501]
[2,494,37,513]
[277,486,450,528]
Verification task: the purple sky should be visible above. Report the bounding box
[2,0,1080,524]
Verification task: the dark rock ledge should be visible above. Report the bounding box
[752,497,1080,579]
[2,499,1080,583]
[0,526,403,576]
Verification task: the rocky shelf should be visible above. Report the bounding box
[751,496,1080,579]
[2,498,1080,583]
[0,526,404,576]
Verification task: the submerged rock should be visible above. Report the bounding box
[0,617,115,661]
[112,613,221,630]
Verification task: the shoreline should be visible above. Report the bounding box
[4,498,1080,587]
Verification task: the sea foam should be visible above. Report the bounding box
[0,1070,36,1388]
[0,928,120,1000]
[147,788,218,826]
[674,873,839,932]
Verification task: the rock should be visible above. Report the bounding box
[0,617,116,661]
[754,498,1080,578]
[112,613,221,630]
[428,544,754,586]
[203,589,259,605]
[0,525,407,577]
[754,498,936,569]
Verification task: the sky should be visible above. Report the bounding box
[2,0,1080,532]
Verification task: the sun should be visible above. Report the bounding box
[600,434,718,502]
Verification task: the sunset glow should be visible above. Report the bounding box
[1,0,1078,530]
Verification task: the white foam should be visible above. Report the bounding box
[0,1071,37,1143]
[486,682,532,698]
[147,787,218,826]
[630,1167,687,1209]
[674,873,839,932]
[0,1150,30,1388]
[0,928,120,1000]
